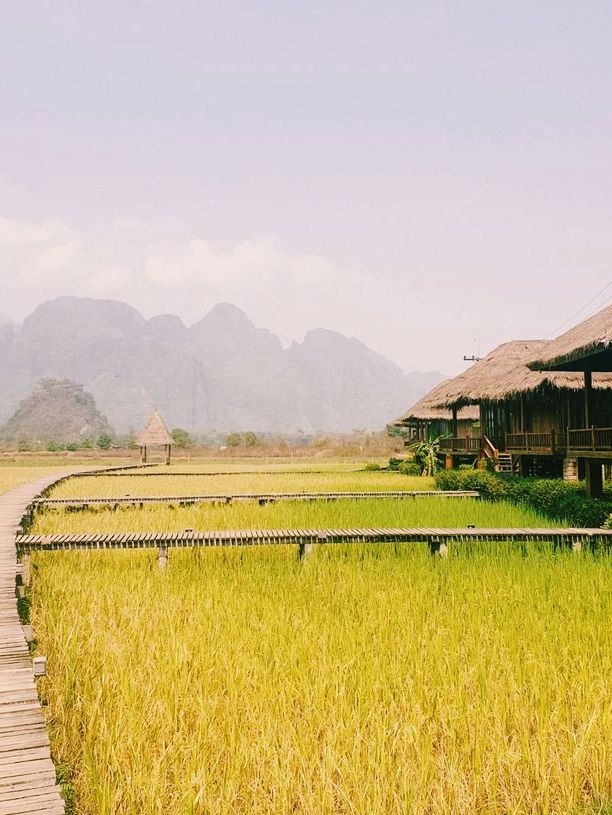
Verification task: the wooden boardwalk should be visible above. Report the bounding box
[35,490,480,509]
[16,526,612,553]
[0,472,89,815]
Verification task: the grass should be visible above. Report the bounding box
[31,544,612,815]
[30,495,557,536]
[48,470,433,499]
[13,460,612,813]
[0,465,69,495]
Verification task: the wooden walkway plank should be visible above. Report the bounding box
[0,466,107,814]
[16,526,612,553]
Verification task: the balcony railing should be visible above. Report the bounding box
[505,431,563,454]
[567,427,612,452]
[439,436,482,454]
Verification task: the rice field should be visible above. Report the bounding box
[31,545,611,815]
[32,495,556,536]
[15,460,612,814]
[48,469,431,499]
[0,465,67,494]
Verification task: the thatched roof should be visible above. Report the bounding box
[528,303,612,372]
[394,393,479,425]
[414,340,612,410]
[137,410,173,446]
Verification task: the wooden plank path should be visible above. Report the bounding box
[35,490,480,509]
[0,471,92,815]
[0,465,140,814]
[16,526,612,552]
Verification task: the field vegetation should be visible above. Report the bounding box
[32,495,556,536]
[30,544,611,815]
[10,459,612,814]
[49,470,434,499]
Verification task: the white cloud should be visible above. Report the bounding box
[0,216,380,353]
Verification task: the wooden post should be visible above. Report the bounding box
[32,656,46,677]
[584,371,592,427]
[428,537,448,557]
[21,554,31,586]
[451,407,458,439]
[298,541,313,561]
[166,444,171,465]
[445,453,453,470]
[585,460,603,498]
[157,546,168,569]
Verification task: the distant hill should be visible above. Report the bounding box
[0,378,113,443]
[0,297,443,433]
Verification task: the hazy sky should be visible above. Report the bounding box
[2,1,612,374]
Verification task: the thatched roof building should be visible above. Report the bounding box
[394,394,479,425]
[137,410,173,464]
[422,340,612,409]
[137,411,173,446]
[528,303,612,372]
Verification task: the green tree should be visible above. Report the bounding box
[409,434,444,477]
[97,433,112,450]
[171,427,192,448]
[226,432,241,447]
[244,431,258,447]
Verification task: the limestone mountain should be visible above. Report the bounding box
[0,297,443,433]
[0,378,114,443]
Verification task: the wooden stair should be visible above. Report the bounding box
[496,452,514,473]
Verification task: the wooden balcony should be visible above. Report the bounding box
[505,431,564,455]
[439,436,482,455]
[567,427,612,457]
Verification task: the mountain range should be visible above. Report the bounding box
[0,297,443,434]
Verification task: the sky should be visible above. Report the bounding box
[1,1,612,374]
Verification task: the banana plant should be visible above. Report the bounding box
[408,433,445,476]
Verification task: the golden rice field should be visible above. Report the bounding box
[48,469,431,498]
[31,545,611,815]
[32,495,556,536]
[0,465,67,494]
[13,460,612,814]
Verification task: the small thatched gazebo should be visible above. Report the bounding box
[137,410,173,465]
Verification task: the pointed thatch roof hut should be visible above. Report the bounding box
[137,410,173,464]
[528,303,612,372]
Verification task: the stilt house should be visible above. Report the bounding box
[393,397,479,449]
[404,340,612,476]
[528,303,612,495]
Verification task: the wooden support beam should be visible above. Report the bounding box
[298,541,313,561]
[32,656,47,677]
[21,553,31,586]
[584,370,592,427]
[428,537,448,558]
[585,460,603,498]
